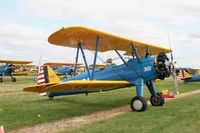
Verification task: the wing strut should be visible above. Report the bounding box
[79,43,91,80]
[131,43,140,63]
[114,50,128,66]
[74,44,80,77]
[91,36,100,79]
[145,48,150,57]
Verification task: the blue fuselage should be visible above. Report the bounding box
[64,56,158,83]
[185,74,200,82]
[48,56,160,97]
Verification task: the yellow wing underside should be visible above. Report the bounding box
[0,60,32,64]
[44,62,83,66]
[23,80,130,93]
[48,26,171,56]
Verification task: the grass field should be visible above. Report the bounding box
[0,75,200,131]
[68,93,200,133]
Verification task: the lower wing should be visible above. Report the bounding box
[23,80,130,93]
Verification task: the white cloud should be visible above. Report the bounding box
[0,20,78,64]
[1,0,200,68]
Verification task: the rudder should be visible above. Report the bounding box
[178,69,192,82]
[38,65,60,84]
[37,65,60,96]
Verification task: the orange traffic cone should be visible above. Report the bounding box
[0,125,5,133]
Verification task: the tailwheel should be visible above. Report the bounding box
[150,92,165,106]
[130,96,147,112]
[0,78,3,82]
[48,96,54,100]
[12,78,16,82]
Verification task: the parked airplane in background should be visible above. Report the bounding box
[178,69,200,82]
[24,26,172,112]
[12,64,36,75]
[44,62,83,77]
[89,64,106,71]
[0,60,32,82]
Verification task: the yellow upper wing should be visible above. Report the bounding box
[44,62,83,66]
[0,60,32,64]
[48,26,171,56]
[23,80,130,93]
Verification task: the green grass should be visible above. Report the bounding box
[0,76,200,131]
[66,94,200,133]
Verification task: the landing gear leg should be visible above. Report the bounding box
[9,73,16,82]
[0,73,4,83]
[130,78,147,112]
[146,81,164,106]
[48,93,54,100]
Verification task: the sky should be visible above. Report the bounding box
[0,0,200,68]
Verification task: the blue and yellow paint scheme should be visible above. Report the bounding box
[0,60,32,82]
[23,26,172,112]
[179,69,200,82]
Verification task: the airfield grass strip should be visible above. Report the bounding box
[8,89,200,133]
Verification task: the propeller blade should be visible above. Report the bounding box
[168,36,179,95]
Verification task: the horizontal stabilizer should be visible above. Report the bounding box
[23,82,58,92]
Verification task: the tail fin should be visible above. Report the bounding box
[37,65,60,84]
[196,69,200,75]
[37,65,60,96]
[178,69,192,82]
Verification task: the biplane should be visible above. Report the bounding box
[44,62,83,76]
[12,64,36,75]
[23,26,172,112]
[0,60,32,82]
[178,69,200,82]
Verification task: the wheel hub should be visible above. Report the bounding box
[154,96,161,102]
[133,100,143,110]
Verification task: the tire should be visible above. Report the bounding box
[150,92,165,106]
[130,96,147,112]
[0,78,3,82]
[12,78,16,82]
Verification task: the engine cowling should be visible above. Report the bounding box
[155,52,171,80]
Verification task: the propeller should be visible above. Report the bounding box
[168,36,179,95]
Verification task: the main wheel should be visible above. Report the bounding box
[130,96,147,112]
[12,78,16,82]
[150,92,165,106]
[0,78,3,82]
